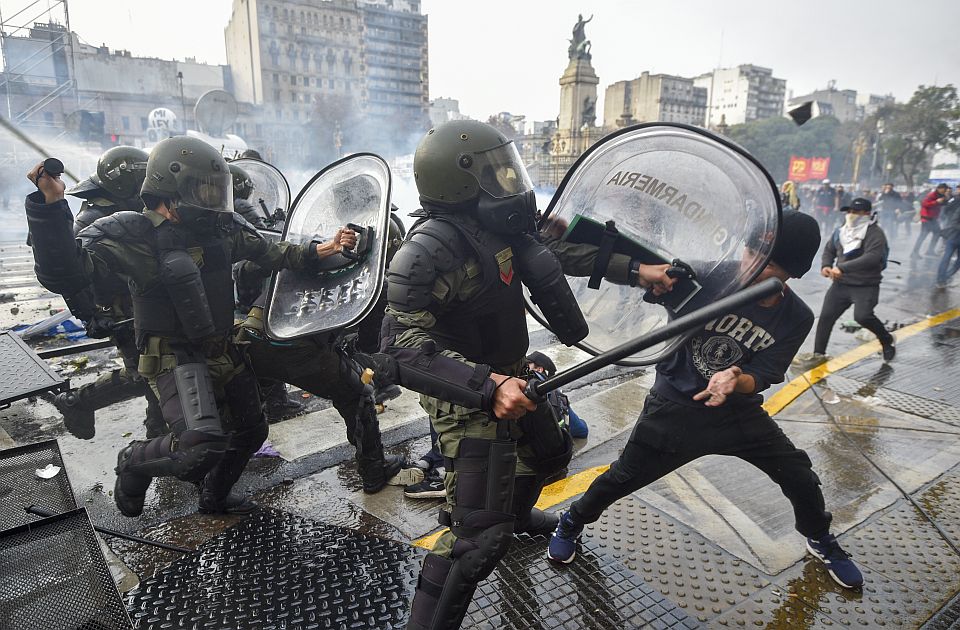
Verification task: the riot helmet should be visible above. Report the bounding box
[140,136,233,231]
[96,146,148,200]
[413,120,536,235]
[66,174,106,200]
[229,163,254,200]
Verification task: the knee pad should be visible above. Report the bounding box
[440,438,519,582]
[173,429,228,480]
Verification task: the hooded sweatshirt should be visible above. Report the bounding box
[821,219,888,286]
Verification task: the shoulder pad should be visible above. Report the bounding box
[231,212,263,238]
[407,218,467,273]
[386,239,438,312]
[77,211,153,246]
[74,204,115,233]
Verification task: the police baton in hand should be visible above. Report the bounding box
[523,277,785,402]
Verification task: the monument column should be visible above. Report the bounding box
[548,13,603,186]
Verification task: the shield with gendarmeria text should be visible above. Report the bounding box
[264,153,392,340]
[530,122,781,366]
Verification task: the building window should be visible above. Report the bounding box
[140,117,148,130]
[290,75,296,85]
[328,78,334,89]
[273,73,279,84]
[122,116,130,131]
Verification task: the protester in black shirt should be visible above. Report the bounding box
[547,211,865,590]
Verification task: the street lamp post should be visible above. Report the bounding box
[176,71,186,132]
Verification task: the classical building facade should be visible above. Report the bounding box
[225,0,428,163]
[603,72,707,129]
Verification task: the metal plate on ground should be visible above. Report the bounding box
[0,439,77,531]
[0,508,133,630]
[0,331,65,408]
[822,374,960,427]
[125,508,422,629]
[842,333,960,407]
[589,494,770,623]
[464,532,696,629]
[922,589,960,629]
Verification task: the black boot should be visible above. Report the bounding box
[113,435,176,517]
[262,381,305,421]
[56,370,149,439]
[359,453,404,493]
[54,390,95,439]
[197,422,265,514]
[198,490,258,515]
[512,475,558,536]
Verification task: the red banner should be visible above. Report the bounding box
[788,156,830,182]
[809,157,831,181]
[789,156,810,182]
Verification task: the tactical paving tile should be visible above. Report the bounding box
[464,533,697,630]
[844,498,960,602]
[841,332,960,408]
[126,509,422,629]
[914,468,960,543]
[821,375,960,427]
[586,494,770,624]
[772,556,934,628]
[712,582,834,629]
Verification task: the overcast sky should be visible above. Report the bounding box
[31,0,960,121]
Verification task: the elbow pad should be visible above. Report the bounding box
[375,341,496,411]
[514,235,588,346]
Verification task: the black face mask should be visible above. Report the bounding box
[475,190,538,236]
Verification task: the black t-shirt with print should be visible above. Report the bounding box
[652,278,813,409]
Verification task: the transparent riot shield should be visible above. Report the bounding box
[232,157,291,227]
[264,153,392,340]
[531,123,780,365]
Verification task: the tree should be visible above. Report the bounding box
[726,115,859,184]
[876,85,960,187]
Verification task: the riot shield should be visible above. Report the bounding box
[231,157,291,227]
[532,123,780,366]
[264,153,392,340]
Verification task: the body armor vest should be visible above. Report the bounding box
[416,217,529,368]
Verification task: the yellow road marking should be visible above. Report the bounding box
[412,307,960,549]
[762,307,960,416]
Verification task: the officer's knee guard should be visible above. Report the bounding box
[408,438,517,629]
[443,438,518,575]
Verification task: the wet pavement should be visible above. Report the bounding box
[4,225,960,628]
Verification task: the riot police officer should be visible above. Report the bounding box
[229,163,265,228]
[378,120,674,630]
[25,136,357,517]
[231,204,419,493]
[52,146,166,440]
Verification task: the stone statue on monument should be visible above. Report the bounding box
[568,13,593,60]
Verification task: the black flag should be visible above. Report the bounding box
[788,101,814,126]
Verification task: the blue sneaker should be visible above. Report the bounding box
[806,533,863,589]
[547,511,583,564]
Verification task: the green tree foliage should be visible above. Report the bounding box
[725,116,858,184]
[876,85,960,187]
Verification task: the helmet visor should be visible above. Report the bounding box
[462,141,533,199]
[177,171,234,213]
